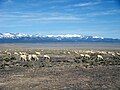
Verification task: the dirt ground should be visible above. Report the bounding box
[0,65,120,90]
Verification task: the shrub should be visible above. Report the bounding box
[3,56,11,62]
[10,56,16,60]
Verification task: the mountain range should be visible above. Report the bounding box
[0,33,119,43]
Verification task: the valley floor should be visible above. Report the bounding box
[0,65,120,90]
[0,43,120,90]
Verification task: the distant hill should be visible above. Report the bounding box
[0,33,120,43]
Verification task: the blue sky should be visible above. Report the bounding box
[0,0,120,38]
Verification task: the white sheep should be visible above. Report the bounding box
[97,55,103,59]
[22,52,27,55]
[86,50,95,54]
[101,51,107,54]
[108,52,115,56]
[28,54,32,61]
[80,54,84,57]
[43,55,50,59]
[6,52,11,56]
[19,52,23,55]
[85,50,92,53]
[111,53,115,56]
[41,49,44,52]
[63,51,66,54]
[28,54,39,61]
[20,55,27,61]
[67,51,71,54]
[117,52,120,56]
[35,51,41,55]
[5,50,8,53]
[32,54,39,61]
[74,51,79,54]
[85,54,90,58]
[14,52,19,55]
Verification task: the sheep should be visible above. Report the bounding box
[27,54,39,61]
[108,52,115,56]
[22,52,27,55]
[111,53,115,56]
[19,52,27,55]
[80,54,84,57]
[85,54,90,58]
[35,51,41,55]
[63,51,66,54]
[108,51,114,54]
[97,55,103,59]
[41,49,44,52]
[20,55,27,61]
[6,52,11,56]
[14,52,19,55]
[5,50,8,53]
[32,54,39,61]
[74,51,79,54]
[28,54,32,61]
[43,55,50,59]
[91,51,95,54]
[19,52,22,55]
[67,51,71,54]
[85,50,95,54]
[101,51,107,54]
[117,52,120,56]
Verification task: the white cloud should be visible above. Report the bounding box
[73,1,101,7]
[0,11,86,21]
[25,17,84,21]
[87,9,120,16]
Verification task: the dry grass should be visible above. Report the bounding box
[0,66,120,90]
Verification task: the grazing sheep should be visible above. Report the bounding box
[19,52,22,55]
[22,52,27,55]
[43,55,50,59]
[35,51,41,55]
[97,55,103,59]
[111,53,115,56]
[117,52,120,56]
[14,52,19,55]
[67,51,71,54]
[85,54,90,58]
[85,50,95,54]
[5,50,8,53]
[63,51,66,54]
[20,55,27,61]
[101,51,107,54]
[108,52,115,56]
[19,52,27,55]
[85,50,94,54]
[6,52,11,56]
[41,49,44,52]
[74,51,79,54]
[80,54,84,57]
[108,51,114,54]
[32,54,39,61]
[27,54,39,61]
[28,54,32,61]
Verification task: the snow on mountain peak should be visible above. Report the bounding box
[2,33,15,38]
[47,34,83,38]
[0,33,104,39]
[0,33,119,43]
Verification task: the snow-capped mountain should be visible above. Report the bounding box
[0,33,31,38]
[0,33,119,43]
[0,33,101,39]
